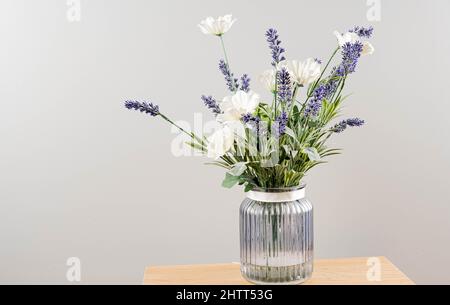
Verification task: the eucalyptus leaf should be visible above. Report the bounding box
[222,173,240,188]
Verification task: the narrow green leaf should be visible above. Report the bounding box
[244,183,254,192]
[228,162,247,176]
[304,147,321,161]
[284,127,297,141]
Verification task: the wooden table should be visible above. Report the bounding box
[144,256,414,285]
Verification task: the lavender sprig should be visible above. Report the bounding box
[304,80,337,117]
[277,67,292,105]
[201,95,222,115]
[219,59,239,92]
[125,100,160,116]
[242,113,263,136]
[304,98,321,117]
[349,26,374,38]
[332,118,365,133]
[265,28,286,67]
[240,74,251,92]
[339,41,363,75]
[124,100,204,146]
[273,111,288,137]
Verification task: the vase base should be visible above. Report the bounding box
[240,262,313,285]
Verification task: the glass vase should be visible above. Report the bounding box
[239,186,313,285]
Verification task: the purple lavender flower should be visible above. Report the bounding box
[333,64,346,77]
[304,99,322,117]
[346,118,365,127]
[265,28,286,67]
[240,74,251,92]
[242,113,257,124]
[242,113,262,136]
[314,58,322,64]
[273,111,288,137]
[323,79,339,98]
[304,80,337,117]
[124,100,160,116]
[219,59,239,92]
[201,95,221,115]
[340,41,363,75]
[332,118,365,133]
[349,26,374,38]
[277,67,291,104]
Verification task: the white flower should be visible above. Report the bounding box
[286,58,321,86]
[259,69,277,92]
[361,41,375,55]
[198,14,236,36]
[333,31,374,56]
[333,31,360,46]
[217,90,260,123]
[207,125,235,159]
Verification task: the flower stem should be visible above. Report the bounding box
[298,47,340,115]
[219,35,238,92]
[159,113,204,145]
[332,75,347,102]
[274,70,278,119]
[304,47,339,103]
[288,83,300,117]
[219,35,230,68]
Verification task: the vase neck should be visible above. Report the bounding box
[246,187,305,203]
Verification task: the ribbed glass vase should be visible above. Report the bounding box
[239,186,313,285]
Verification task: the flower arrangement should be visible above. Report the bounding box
[125,15,374,191]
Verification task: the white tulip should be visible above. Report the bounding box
[333,31,374,55]
[198,14,236,36]
[217,90,260,123]
[259,69,277,92]
[362,41,375,55]
[206,125,235,159]
[286,58,321,86]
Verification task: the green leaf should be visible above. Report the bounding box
[282,145,291,155]
[228,162,247,176]
[290,150,298,158]
[284,127,297,142]
[244,183,254,192]
[222,173,240,188]
[304,147,321,161]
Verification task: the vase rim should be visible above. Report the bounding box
[246,185,306,202]
[251,184,306,193]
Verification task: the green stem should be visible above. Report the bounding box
[219,35,237,92]
[333,76,347,102]
[219,35,230,68]
[159,113,204,147]
[289,83,300,117]
[274,70,278,119]
[304,47,339,103]
[298,47,340,116]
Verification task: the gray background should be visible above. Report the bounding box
[0,0,449,284]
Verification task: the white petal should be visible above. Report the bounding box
[287,58,321,86]
[198,24,210,34]
[362,41,375,55]
[207,125,235,159]
[333,31,345,46]
[259,69,276,92]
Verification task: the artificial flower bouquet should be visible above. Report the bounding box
[125,14,374,191]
